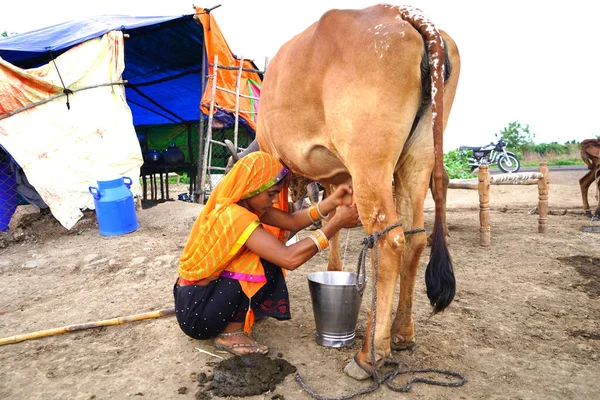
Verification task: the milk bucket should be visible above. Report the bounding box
[307,271,365,347]
[88,177,139,236]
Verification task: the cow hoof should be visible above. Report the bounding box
[344,359,372,381]
[391,334,416,350]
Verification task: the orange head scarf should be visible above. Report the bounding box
[178,151,289,283]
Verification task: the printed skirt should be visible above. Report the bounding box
[173,259,291,340]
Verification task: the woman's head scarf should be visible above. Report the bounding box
[179,151,289,282]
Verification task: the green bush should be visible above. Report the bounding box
[443,150,473,179]
[167,173,191,184]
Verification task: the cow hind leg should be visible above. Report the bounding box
[390,155,432,350]
[594,168,600,221]
[579,169,596,217]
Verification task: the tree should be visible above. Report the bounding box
[1,30,7,38]
[498,121,535,151]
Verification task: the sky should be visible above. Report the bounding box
[1,0,599,151]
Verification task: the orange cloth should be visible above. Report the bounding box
[178,152,289,332]
[195,8,263,131]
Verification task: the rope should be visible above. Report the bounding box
[296,222,466,399]
[0,81,125,122]
[47,50,73,110]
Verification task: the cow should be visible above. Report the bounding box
[579,138,600,220]
[256,4,460,379]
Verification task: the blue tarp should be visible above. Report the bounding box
[0,14,206,126]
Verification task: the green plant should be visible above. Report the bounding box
[167,173,191,185]
[443,150,473,179]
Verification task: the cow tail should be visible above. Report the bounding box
[400,6,456,313]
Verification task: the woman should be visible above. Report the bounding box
[174,151,360,356]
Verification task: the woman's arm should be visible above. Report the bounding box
[260,183,354,232]
[245,203,360,270]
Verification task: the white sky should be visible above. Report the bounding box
[1,1,599,151]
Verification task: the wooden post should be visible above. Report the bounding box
[233,56,244,151]
[196,40,207,202]
[199,55,218,205]
[478,165,491,246]
[538,162,549,233]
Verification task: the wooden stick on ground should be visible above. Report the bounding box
[0,307,175,346]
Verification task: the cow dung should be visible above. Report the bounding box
[210,353,296,397]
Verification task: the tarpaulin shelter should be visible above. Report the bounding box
[0,7,263,229]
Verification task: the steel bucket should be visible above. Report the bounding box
[307,271,364,347]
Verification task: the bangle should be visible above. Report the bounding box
[309,229,329,252]
[307,235,321,251]
[316,202,330,219]
[307,204,320,224]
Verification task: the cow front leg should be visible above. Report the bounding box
[344,186,404,380]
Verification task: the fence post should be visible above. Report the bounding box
[538,162,549,233]
[478,165,491,246]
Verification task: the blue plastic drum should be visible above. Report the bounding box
[89,177,139,236]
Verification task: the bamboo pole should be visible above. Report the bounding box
[233,56,244,151]
[490,172,543,184]
[199,54,219,205]
[478,165,491,246]
[538,162,549,233]
[196,39,207,202]
[215,86,259,99]
[449,172,544,189]
[0,308,174,346]
[448,181,479,190]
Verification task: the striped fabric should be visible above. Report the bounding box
[178,152,289,299]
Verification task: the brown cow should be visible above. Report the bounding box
[256,5,460,378]
[579,138,600,220]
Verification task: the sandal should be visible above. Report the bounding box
[213,331,269,356]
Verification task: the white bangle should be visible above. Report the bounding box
[316,202,330,219]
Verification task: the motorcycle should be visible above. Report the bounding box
[458,135,521,173]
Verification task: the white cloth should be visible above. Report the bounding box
[0,31,142,229]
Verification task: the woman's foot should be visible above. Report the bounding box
[213,331,269,356]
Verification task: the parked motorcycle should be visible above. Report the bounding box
[459,135,521,173]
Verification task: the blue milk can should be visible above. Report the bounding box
[89,177,139,236]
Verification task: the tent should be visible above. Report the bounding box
[0,7,263,229]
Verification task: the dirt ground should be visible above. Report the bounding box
[0,168,598,400]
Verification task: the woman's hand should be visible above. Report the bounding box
[331,203,361,229]
[329,184,354,206]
